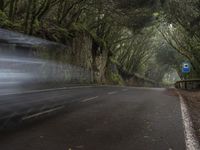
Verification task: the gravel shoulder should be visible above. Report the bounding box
[179,90,200,142]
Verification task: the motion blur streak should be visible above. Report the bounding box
[0,55,91,95]
[0,28,92,95]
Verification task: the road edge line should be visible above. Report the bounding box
[107,91,117,95]
[82,96,99,102]
[176,90,200,150]
[22,106,64,120]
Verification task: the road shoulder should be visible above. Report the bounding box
[177,89,200,149]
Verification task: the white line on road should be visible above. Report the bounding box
[22,106,64,120]
[177,91,200,150]
[82,96,99,102]
[108,91,117,95]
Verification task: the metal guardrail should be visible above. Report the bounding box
[175,79,200,90]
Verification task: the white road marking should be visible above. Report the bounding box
[22,106,64,120]
[82,96,99,102]
[108,91,117,95]
[177,91,200,150]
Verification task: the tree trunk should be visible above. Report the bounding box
[29,0,37,35]
[37,0,51,21]
[13,0,19,19]
[24,0,33,33]
[9,0,15,20]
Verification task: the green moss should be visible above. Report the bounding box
[110,57,120,66]
[57,27,74,39]
[33,19,40,31]
[70,23,86,32]
[106,67,124,85]
[0,11,12,27]
[69,23,107,49]
[43,25,74,42]
[0,11,22,30]
[109,72,124,85]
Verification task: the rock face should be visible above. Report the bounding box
[0,28,109,84]
[70,31,108,83]
[93,52,108,83]
[71,32,93,69]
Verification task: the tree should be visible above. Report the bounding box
[161,0,200,77]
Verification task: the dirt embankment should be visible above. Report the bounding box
[179,90,200,142]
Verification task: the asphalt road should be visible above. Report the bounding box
[0,86,186,150]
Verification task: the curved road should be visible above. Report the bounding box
[0,86,186,150]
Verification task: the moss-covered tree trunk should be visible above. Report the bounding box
[9,0,15,21]
[24,0,33,33]
[29,0,37,35]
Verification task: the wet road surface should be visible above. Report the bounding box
[0,86,186,150]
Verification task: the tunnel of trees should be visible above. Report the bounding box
[0,0,199,85]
